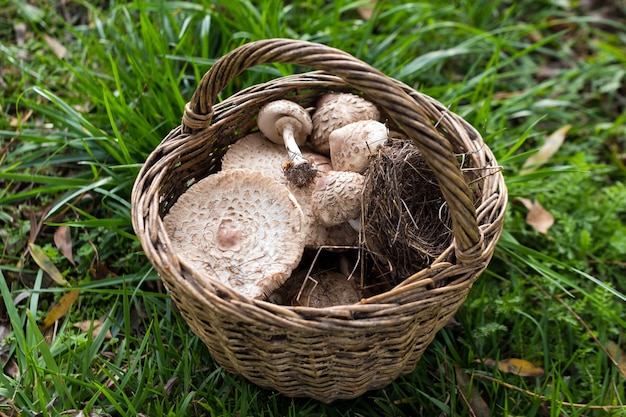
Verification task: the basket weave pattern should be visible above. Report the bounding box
[131,39,507,403]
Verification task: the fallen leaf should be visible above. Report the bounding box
[28,242,68,285]
[74,319,112,340]
[605,340,626,376]
[164,376,179,395]
[357,0,377,20]
[40,289,80,330]
[455,365,491,416]
[484,358,545,377]
[9,109,33,127]
[54,226,75,265]
[517,198,554,234]
[43,34,68,59]
[521,124,571,175]
[0,322,11,345]
[3,358,19,379]
[446,315,461,328]
[90,262,117,280]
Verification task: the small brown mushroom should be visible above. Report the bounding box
[163,169,306,300]
[311,170,365,227]
[329,120,388,172]
[257,100,316,187]
[310,92,380,156]
[271,269,362,307]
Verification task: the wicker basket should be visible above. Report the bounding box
[131,38,507,403]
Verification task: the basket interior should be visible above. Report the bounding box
[143,71,503,308]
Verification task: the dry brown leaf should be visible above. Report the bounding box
[605,340,626,376]
[517,198,554,234]
[40,289,80,330]
[454,365,491,416]
[357,0,377,20]
[3,358,19,379]
[74,319,112,340]
[0,322,11,343]
[29,242,68,285]
[484,358,545,377]
[9,109,34,127]
[43,34,68,59]
[54,225,75,265]
[521,124,571,175]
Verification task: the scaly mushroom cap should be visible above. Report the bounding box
[257,100,313,146]
[310,92,380,156]
[311,171,365,227]
[271,270,361,307]
[221,132,286,179]
[329,120,388,172]
[221,137,343,248]
[163,169,306,300]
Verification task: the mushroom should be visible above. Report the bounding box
[271,269,362,307]
[329,120,388,172]
[311,170,365,227]
[257,100,315,187]
[163,169,306,300]
[221,135,351,248]
[310,92,380,156]
[221,132,287,180]
[302,150,332,174]
[222,133,332,179]
[303,220,359,249]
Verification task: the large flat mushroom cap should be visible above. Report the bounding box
[163,169,305,300]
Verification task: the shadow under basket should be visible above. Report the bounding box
[131,39,507,403]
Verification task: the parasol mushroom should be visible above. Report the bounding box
[270,269,362,307]
[310,92,380,155]
[329,120,388,172]
[311,170,365,227]
[221,135,354,248]
[163,168,306,300]
[221,132,287,179]
[257,100,315,187]
[302,150,332,174]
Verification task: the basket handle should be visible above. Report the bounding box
[183,38,483,259]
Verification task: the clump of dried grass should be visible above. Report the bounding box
[362,137,453,284]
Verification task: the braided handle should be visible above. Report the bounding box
[183,38,482,256]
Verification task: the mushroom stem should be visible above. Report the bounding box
[257,100,316,187]
[279,118,309,166]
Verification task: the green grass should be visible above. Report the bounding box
[1,0,626,415]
